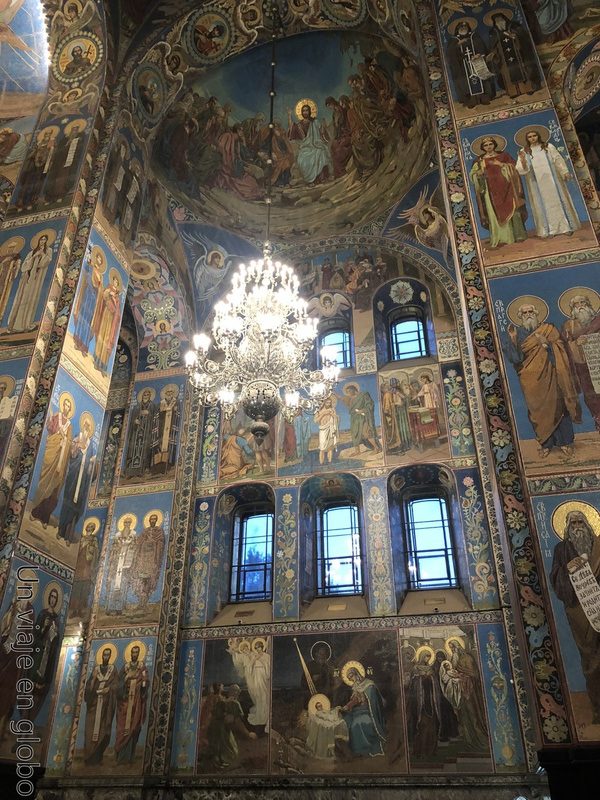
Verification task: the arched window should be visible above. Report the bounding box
[316,501,363,596]
[389,310,428,361]
[318,328,353,369]
[404,493,457,590]
[230,504,274,602]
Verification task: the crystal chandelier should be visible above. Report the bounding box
[185,4,340,442]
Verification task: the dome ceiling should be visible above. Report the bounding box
[151,29,432,242]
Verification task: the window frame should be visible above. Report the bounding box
[315,498,364,597]
[229,502,274,603]
[388,307,428,362]
[317,326,354,370]
[403,490,457,591]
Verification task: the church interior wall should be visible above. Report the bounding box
[0,1,600,798]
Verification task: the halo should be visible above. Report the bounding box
[448,16,477,36]
[108,267,123,290]
[310,640,332,662]
[64,118,86,137]
[58,391,76,418]
[551,501,600,540]
[444,635,466,658]
[0,375,16,396]
[308,693,331,716]
[117,512,137,531]
[418,368,434,382]
[82,515,101,534]
[137,386,156,402]
[295,98,318,120]
[124,640,147,663]
[341,659,366,686]
[0,235,25,256]
[342,381,360,395]
[207,249,225,268]
[252,636,268,652]
[67,0,84,14]
[470,134,507,157]
[238,639,251,653]
[16,567,39,601]
[43,580,63,610]
[160,383,179,400]
[572,56,600,109]
[31,228,57,250]
[482,7,514,27]
[36,125,59,142]
[90,245,107,273]
[506,295,549,327]
[155,319,172,334]
[95,642,118,665]
[514,125,551,150]
[557,286,600,317]
[130,259,156,280]
[62,86,83,102]
[79,410,96,436]
[414,645,435,665]
[143,509,164,529]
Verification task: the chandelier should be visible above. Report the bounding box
[185,4,340,442]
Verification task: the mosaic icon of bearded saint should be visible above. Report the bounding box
[115,642,149,765]
[83,644,118,765]
[437,637,488,753]
[45,118,86,204]
[124,388,157,479]
[70,517,100,619]
[105,515,137,615]
[131,511,165,614]
[550,503,600,724]
[151,384,180,474]
[62,43,93,77]
[559,288,600,434]
[506,297,580,459]
[287,99,332,186]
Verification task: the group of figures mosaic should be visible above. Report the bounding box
[158,625,521,777]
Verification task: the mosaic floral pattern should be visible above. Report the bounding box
[274,488,298,620]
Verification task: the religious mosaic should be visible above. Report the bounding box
[153,30,431,241]
[0,559,70,762]
[533,493,600,741]
[96,491,172,626]
[20,365,103,570]
[489,260,600,475]
[72,636,155,775]
[461,110,597,268]
[63,229,128,396]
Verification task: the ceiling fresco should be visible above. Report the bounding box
[151,29,432,241]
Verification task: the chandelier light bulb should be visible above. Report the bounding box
[185,15,339,424]
[193,333,211,352]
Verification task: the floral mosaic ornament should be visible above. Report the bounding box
[418,1,569,749]
[274,489,298,620]
[443,365,475,457]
